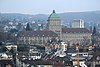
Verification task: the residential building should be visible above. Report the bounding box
[0,60,13,67]
[88,51,100,67]
[17,59,73,67]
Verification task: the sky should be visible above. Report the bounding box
[0,0,100,15]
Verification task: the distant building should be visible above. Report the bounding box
[17,30,58,45]
[62,28,91,45]
[17,10,91,46]
[72,19,85,28]
[17,10,60,45]
[48,10,62,38]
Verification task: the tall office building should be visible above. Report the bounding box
[72,19,84,28]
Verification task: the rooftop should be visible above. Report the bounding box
[62,28,91,33]
[48,10,60,19]
[17,30,58,37]
[89,51,100,61]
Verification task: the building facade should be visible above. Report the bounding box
[62,28,92,45]
[48,10,62,39]
[47,11,91,46]
[17,10,91,46]
[17,30,58,45]
[72,19,85,28]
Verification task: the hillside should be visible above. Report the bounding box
[1,11,100,26]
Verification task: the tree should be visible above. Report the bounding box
[16,23,23,31]
[26,23,32,31]
[92,26,96,35]
[92,26,97,45]
[10,28,18,33]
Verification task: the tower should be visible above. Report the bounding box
[48,10,62,39]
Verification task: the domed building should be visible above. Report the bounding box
[17,10,92,46]
[48,10,62,39]
[47,10,92,46]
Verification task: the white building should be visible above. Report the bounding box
[72,19,84,28]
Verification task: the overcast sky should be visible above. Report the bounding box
[0,0,100,15]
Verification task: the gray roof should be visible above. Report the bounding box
[23,59,53,65]
[62,28,91,33]
[17,30,58,37]
[90,51,100,61]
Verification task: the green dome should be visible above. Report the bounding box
[48,10,60,19]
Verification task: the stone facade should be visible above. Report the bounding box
[17,10,92,46]
[62,28,92,45]
[48,10,62,39]
[17,30,58,45]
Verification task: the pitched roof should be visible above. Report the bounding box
[17,52,29,59]
[90,51,100,61]
[22,59,72,66]
[17,30,58,37]
[62,28,91,33]
[22,59,53,65]
[0,60,13,65]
